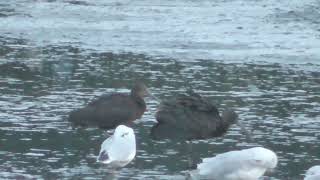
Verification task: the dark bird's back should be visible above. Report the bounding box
[153,91,237,140]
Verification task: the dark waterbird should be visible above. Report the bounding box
[68,82,152,129]
[151,90,241,140]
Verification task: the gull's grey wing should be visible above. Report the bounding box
[97,136,113,163]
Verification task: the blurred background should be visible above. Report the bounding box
[0,0,319,179]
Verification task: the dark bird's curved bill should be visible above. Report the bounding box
[146,90,160,102]
[236,121,254,142]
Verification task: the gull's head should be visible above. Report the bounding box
[250,147,278,169]
[114,125,135,140]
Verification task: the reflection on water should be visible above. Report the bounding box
[0,37,319,179]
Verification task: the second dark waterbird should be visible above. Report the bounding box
[151,90,244,140]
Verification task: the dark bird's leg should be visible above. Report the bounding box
[102,169,119,180]
[185,140,195,169]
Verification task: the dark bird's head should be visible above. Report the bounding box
[221,109,238,125]
[131,82,149,98]
[131,82,159,101]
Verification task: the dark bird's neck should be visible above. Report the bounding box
[130,93,146,109]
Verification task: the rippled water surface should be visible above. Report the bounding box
[1,0,320,179]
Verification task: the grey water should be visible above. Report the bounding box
[0,0,320,179]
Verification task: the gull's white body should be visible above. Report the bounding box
[192,147,278,180]
[304,165,320,180]
[97,125,136,168]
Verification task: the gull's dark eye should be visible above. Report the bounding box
[121,132,129,137]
